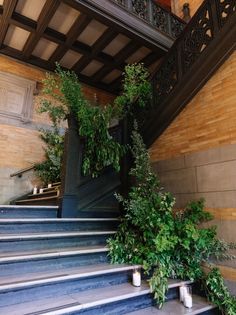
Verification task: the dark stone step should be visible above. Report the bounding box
[0,206,58,218]
[0,218,119,233]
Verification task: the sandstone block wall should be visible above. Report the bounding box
[150,51,236,276]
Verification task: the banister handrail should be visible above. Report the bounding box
[10,165,36,178]
[110,0,186,39]
[137,0,236,145]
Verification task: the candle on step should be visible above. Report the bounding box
[132,268,141,287]
[48,183,52,188]
[39,188,44,193]
[33,186,37,194]
[183,285,192,308]
[179,285,186,302]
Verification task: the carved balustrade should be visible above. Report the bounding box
[111,0,185,38]
[151,0,235,110]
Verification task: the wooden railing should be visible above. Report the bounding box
[10,165,35,178]
[110,0,186,38]
[137,0,236,146]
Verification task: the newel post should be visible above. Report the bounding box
[58,114,83,217]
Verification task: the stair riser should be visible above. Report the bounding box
[76,210,120,218]
[0,221,118,233]
[0,208,57,218]
[16,198,58,206]
[0,272,132,307]
[0,252,108,277]
[27,191,58,199]
[67,294,154,315]
[67,297,220,315]
[0,235,112,252]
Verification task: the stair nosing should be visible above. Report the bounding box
[0,205,58,209]
[0,218,119,223]
[0,247,109,263]
[0,264,140,292]
[0,230,116,241]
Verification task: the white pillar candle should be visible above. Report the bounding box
[39,188,44,194]
[179,285,186,302]
[184,293,193,308]
[132,270,141,287]
[33,186,37,195]
[48,183,52,188]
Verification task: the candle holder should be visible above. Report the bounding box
[33,186,37,195]
[39,188,44,194]
[132,267,141,287]
[48,183,52,188]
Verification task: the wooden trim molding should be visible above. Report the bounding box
[206,208,236,221]
[203,263,236,281]
[217,265,236,281]
[0,71,36,123]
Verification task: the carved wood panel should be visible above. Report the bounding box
[0,71,36,123]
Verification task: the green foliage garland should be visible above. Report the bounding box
[39,63,151,177]
[108,125,236,312]
[35,126,64,184]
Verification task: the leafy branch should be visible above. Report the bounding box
[108,124,236,311]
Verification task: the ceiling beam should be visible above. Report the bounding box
[22,0,60,58]
[0,0,17,46]
[92,40,140,82]
[49,13,92,63]
[73,28,118,73]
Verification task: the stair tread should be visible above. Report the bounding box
[0,230,116,240]
[0,218,119,223]
[0,245,109,261]
[27,190,58,198]
[16,195,58,203]
[0,280,195,315]
[127,295,216,315]
[0,205,58,209]
[0,263,138,289]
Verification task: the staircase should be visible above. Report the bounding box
[15,182,61,206]
[0,204,218,314]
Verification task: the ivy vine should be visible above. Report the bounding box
[108,124,236,312]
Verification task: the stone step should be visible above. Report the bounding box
[0,230,116,252]
[0,264,139,307]
[0,205,58,218]
[0,280,193,315]
[127,295,218,315]
[0,218,119,233]
[0,246,109,276]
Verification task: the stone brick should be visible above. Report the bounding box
[158,167,197,194]
[196,160,236,192]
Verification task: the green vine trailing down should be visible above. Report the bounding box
[107,124,236,313]
[38,62,151,178]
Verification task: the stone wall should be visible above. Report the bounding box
[0,55,115,204]
[150,51,236,276]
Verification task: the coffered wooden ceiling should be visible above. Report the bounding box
[0,0,171,93]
